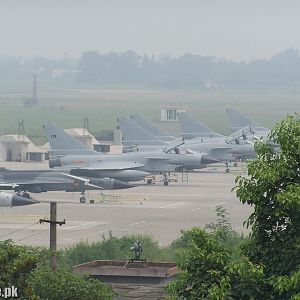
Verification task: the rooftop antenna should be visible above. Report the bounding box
[18,117,25,139]
[83,115,89,134]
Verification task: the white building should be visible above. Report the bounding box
[160,105,187,121]
[0,135,46,162]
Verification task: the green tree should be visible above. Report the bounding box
[235,114,300,298]
[29,267,114,300]
[168,115,300,299]
[0,240,45,299]
[0,240,114,299]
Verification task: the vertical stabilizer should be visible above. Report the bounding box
[43,123,98,155]
[131,114,175,141]
[117,117,167,145]
[226,108,269,133]
[177,112,224,139]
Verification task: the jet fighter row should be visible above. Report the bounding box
[0,108,272,205]
[117,108,270,166]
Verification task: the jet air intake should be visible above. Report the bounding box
[49,158,63,168]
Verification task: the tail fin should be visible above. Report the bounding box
[177,112,224,139]
[226,107,269,133]
[43,123,98,156]
[130,114,175,141]
[117,117,167,146]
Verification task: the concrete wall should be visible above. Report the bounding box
[3,142,28,162]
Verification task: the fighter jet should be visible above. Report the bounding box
[226,107,270,139]
[0,168,134,203]
[44,123,219,185]
[117,114,256,169]
[0,191,38,207]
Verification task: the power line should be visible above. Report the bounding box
[0,221,39,240]
[15,229,48,243]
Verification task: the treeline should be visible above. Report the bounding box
[1,48,300,89]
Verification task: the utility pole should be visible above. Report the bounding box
[39,202,65,271]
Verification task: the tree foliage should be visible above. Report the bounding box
[168,115,300,299]
[0,240,45,299]
[0,240,114,299]
[29,267,114,300]
[236,115,300,277]
[2,48,300,89]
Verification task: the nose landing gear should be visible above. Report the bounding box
[79,191,86,203]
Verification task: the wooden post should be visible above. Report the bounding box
[39,202,65,272]
[50,202,57,272]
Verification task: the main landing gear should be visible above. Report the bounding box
[163,172,169,186]
[225,161,230,173]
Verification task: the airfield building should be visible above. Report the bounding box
[64,128,100,150]
[155,105,187,137]
[0,135,46,162]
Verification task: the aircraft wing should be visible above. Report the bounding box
[0,174,103,191]
[59,173,104,189]
[0,183,19,190]
[81,161,145,170]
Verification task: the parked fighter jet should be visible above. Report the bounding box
[44,123,218,185]
[0,191,38,207]
[226,107,270,139]
[117,114,256,168]
[0,168,134,203]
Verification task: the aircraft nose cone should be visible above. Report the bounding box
[113,180,135,189]
[12,195,39,206]
[201,154,220,165]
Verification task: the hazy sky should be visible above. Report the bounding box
[1,0,300,61]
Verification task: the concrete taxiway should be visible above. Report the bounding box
[0,162,251,248]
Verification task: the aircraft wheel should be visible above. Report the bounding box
[80,197,86,203]
[226,168,230,173]
[164,181,169,186]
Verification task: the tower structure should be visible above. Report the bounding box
[32,74,38,104]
